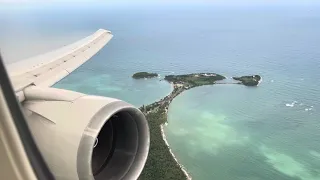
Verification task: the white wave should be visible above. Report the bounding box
[271,80,274,82]
[257,76,263,86]
[286,101,297,107]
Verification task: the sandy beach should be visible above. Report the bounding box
[160,124,192,180]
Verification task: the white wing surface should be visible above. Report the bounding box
[6,29,113,97]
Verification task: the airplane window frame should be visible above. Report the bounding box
[0,54,55,180]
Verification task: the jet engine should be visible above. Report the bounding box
[20,86,149,180]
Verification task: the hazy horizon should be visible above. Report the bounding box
[1,0,320,9]
[1,3,320,64]
[1,3,320,180]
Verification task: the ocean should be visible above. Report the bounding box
[2,4,320,180]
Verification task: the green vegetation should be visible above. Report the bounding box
[136,72,260,179]
[233,75,261,86]
[138,109,186,180]
[132,72,158,79]
[165,73,225,87]
[137,72,226,180]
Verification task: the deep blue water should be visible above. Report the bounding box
[2,4,320,180]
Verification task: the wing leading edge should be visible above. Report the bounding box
[6,29,113,101]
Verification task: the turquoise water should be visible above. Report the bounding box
[166,84,320,180]
[2,4,320,180]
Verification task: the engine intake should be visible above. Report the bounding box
[22,87,149,180]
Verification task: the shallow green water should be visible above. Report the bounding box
[164,84,320,180]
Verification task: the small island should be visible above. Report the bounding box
[232,75,261,86]
[137,72,260,180]
[132,72,159,79]
[165,73,226,87]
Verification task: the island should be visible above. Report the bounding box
[132,72,159,79]
[232,75,261,86]
[136,72,260,180]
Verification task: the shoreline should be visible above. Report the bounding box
[138,77,174,107]
[139,73,227,180]
[138,73,260,180]
[159,82,192,179]
[144,81,193,179]
[160,81,174,103]
[160,124,193,180]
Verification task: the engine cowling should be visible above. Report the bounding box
[21,86,149,180]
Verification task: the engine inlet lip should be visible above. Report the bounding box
[76,100,149,180]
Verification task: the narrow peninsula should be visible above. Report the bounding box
[137,72,260,180]
[132,72,159,79]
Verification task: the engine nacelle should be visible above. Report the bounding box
[21,86,149,180]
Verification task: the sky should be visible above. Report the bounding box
[1,0,319,63]
[1,0,320,6]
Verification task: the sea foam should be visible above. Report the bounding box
[286,101,297,107]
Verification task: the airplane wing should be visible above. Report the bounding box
[1,28,149,180]
[6,29,113,101]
